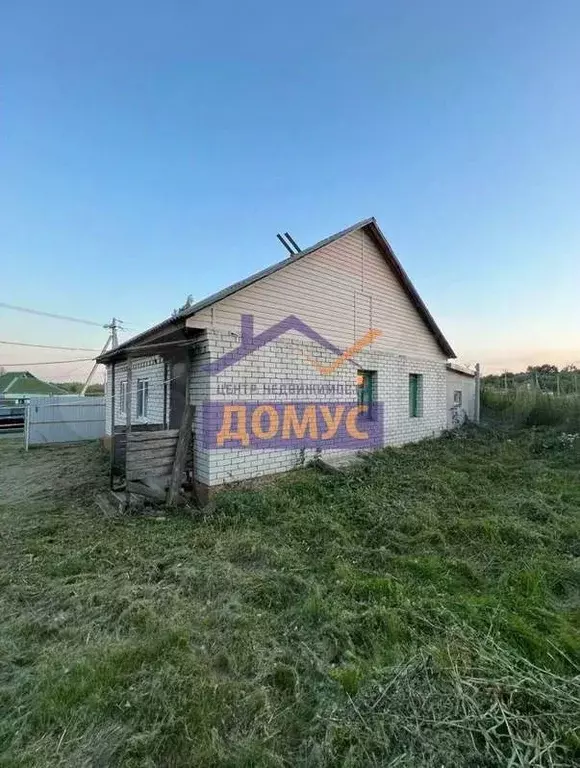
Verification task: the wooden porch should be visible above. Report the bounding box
[108,335,199,506]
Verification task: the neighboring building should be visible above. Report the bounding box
[446,363,477,428]
[0,371,68,402]
[99,217,477,502]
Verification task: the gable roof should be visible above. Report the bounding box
[0,371,68,396]
[99,217,455,362]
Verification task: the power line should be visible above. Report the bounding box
[1,358,94,366]
[51,363,99,381]
[0,302,107,328]
[0,340,100,352]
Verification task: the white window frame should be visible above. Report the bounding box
[136,378,149,419]
[119,381,127,414]
[454,390,462,407]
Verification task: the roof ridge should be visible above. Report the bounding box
[177,218,377,319]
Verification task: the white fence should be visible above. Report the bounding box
[26,396,106,448]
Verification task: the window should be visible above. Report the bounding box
[357,370,376,418]
[136,379,149,419]
[409,373,423,418]
[453,390,462,407]
[119,381,127,414]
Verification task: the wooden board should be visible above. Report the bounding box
[127,465,173,481]
[121,423,193,495]
[126,439,178,454]
[112,424,164,473]
[167,405,195,506]
[127,429,180,443]
[126,480,167,501]
[126,445,177,462]
[126,456,175,474]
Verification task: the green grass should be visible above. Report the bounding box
[0,426,579,767]
[483,387,580,430]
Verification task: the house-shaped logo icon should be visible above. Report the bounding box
[203,314,381,375]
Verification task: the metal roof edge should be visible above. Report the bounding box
[3,375,20,393]
[97,218,375,364]
[98,215,456,362]
[446,362,476,377]
[365,219,456,359]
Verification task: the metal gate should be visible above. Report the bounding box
[26,396,106,448]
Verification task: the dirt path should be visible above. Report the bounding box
[0,439,108,505]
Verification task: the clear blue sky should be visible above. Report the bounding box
[1,0,579,379]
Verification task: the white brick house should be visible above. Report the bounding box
[100,217,473,502]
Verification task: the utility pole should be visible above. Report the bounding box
[110,317,119,349]
[474,363,481,424]
[81,317,119,396]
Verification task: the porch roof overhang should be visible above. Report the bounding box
[97,323,206,364]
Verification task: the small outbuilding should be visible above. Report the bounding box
[446,363,478,428]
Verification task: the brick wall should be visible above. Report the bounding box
[189,337,211,485]
[103,335,448,489]
[198,329,447,487]
[104,356,166,435]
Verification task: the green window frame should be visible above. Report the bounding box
[409,373,423,418]
[357,370,376,419]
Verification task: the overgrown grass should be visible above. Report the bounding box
[0,427,578,766]
[483,387,580,430]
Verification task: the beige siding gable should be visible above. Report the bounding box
[186,229,446,360]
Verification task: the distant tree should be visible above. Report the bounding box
[172,295,194,318]
[85,383,105,396]
[527,364,558,374]
[51,381,82,393]
[49,381,104,396]
[0,366,5,376]
[484,363,580,396]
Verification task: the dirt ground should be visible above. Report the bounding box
[0,438,108,505]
